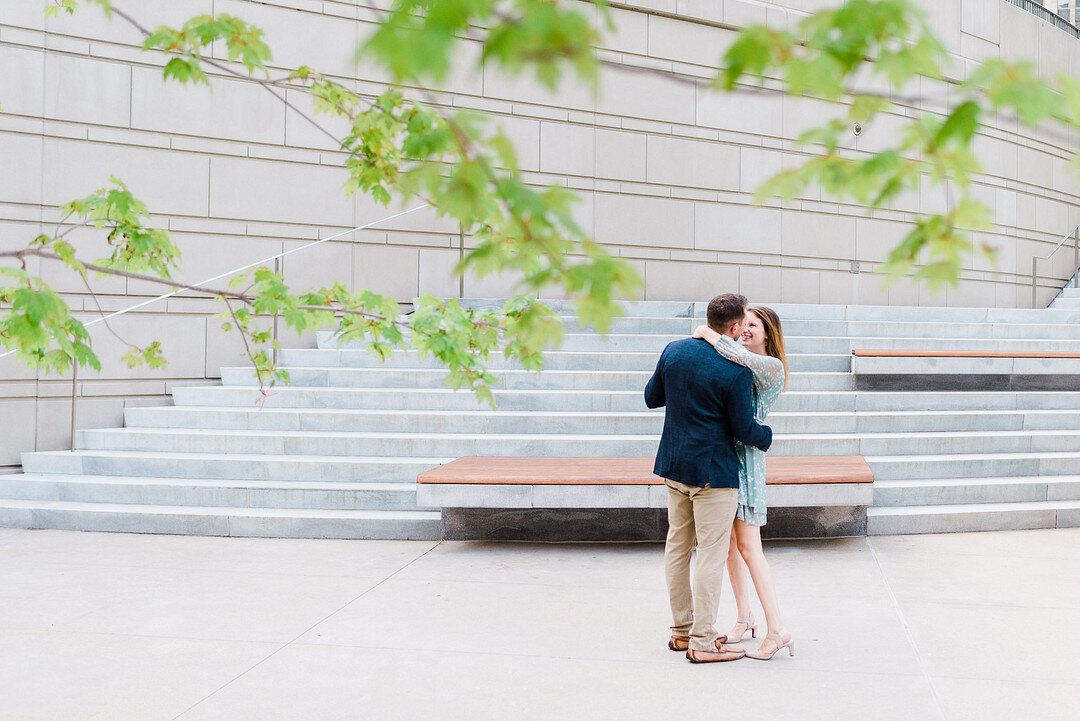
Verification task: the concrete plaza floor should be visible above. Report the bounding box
[1,528,1077,721]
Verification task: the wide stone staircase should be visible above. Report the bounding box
[3,299,1080,538]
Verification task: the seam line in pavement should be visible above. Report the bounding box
[867,537,949,721]
[168,540,443,721]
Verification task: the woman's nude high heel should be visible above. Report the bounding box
[746,630,794,660]
[723,615,757,644]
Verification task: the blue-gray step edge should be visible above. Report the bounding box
[0,474,432,511]
[873,476,1080,506]
[0,499,441,540]
[21,450,448,483]
[866,500,1080,535]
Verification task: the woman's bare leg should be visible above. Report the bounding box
[725,527,754,632]
[734,519,786,650]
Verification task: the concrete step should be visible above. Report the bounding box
[1056,287,1080,298]
[322,332,1080,355]
[126,406,1080,435]
[832,391,1080,412]
[853,355,1080,377]
[279,348,850,373]
[0,474,428,511]
[866,500,1080,535]
[173,385,654,412]
[22,450,447,483]
[223,367,854,393]
[772,409,1080,433]
[866,451,1080,481]
[873,476,1080,506]
[173,386,1080,414]
[1049,298,1080,309]
[128,406,668,434]
[791,336,1080,354]
[0,498,441,539]
[73,427,1080,459]
[778,320,1080,341]
[76,427,665,457]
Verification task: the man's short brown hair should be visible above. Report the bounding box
[706,293,748,332]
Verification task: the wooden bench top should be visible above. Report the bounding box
[852,350,1080,358]
[417,456,874,486]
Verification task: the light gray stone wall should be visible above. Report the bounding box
[2,0,1079,469]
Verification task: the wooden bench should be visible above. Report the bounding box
[417,456,874,540]
[418,455,872,487]
[851,349,1080,391]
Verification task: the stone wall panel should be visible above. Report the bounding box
[1,133,43,205]
[647,15,732,67]
[131,68,285,145]
[646,135,739,190]
[695,203,782,255]
[961,0,1000,45]
[43,53,130,128]
[42,138,210,217]
[696,87,783,139]
[540,122,595,177]
[645,259,740,301]
[595,128,647,181]
[208,155,351,226]
[0,45,45,117]
[594,193,694,249]
[352,243,420,300]
[0,399,37,466]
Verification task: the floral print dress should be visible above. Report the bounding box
[713,335,785,526]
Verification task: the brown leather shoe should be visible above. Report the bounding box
[668,635,690,652]
[685,641,747,663]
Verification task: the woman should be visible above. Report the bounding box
[691,306,794,660]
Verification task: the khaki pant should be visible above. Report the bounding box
[664,480,739,652]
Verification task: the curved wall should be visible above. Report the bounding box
[1,0,1079,467]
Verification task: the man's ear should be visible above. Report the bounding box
[727,322,740,337]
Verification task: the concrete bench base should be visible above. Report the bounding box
[415,481,872,509]
[854,373,1080,391]
[440,505,867,541]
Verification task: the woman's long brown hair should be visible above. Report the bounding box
[749,305,787,391]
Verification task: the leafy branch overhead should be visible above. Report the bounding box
[7,0,1080,397]
[720,0,1080,286]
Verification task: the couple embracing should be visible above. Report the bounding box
[645,293,794,663]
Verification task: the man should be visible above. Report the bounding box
[644,293,773,663]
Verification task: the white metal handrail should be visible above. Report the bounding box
[0,203,429,449]
[0,203,429,362]
[1031,220,1080,308]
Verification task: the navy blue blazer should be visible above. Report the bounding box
[644,337,773,489]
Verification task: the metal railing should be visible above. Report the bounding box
[0,204,429,449]
[1004,0,1080,38]
[1031,220,1080,308]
